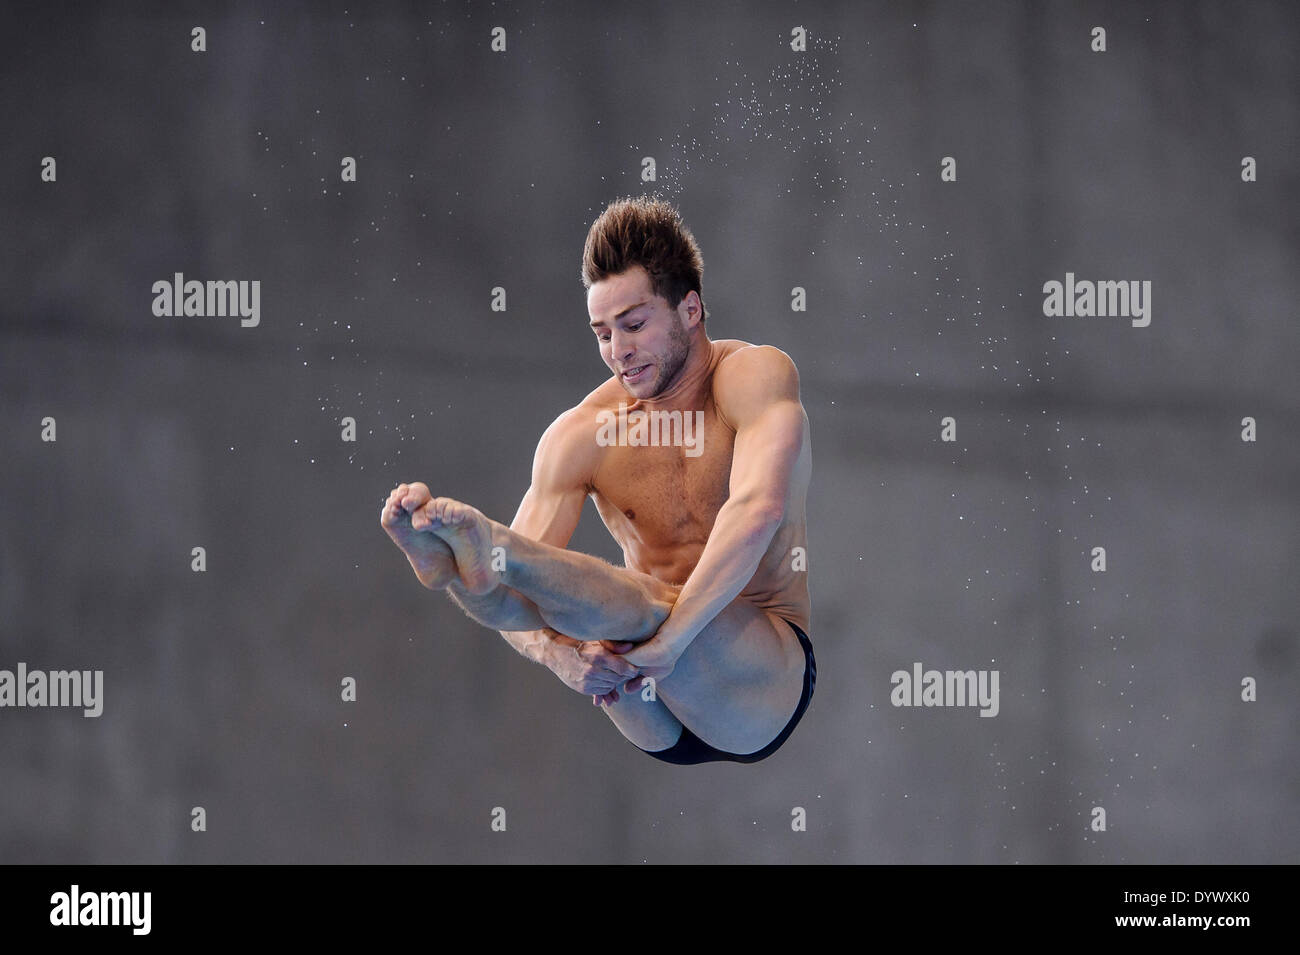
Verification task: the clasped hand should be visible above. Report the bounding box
[586,631,683,707]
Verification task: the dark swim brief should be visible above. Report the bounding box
[634,618,816,765]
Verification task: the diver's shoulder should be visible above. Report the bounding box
[713,340,799,377]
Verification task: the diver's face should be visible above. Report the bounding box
[588,265,692,398]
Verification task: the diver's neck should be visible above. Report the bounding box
[636,333,713,408]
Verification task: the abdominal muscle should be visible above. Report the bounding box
[589,485,812,637]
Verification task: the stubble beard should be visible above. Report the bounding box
[646,319,691,396]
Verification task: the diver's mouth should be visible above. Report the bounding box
[621,364,650,382]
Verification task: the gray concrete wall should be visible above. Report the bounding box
[1,0,1295,863]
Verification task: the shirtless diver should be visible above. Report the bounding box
[381,196,815,764]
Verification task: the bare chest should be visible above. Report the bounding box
[589,406,735,556]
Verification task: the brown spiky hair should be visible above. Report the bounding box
[580,195,709,323]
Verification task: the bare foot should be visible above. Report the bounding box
[380,482,458,590]
[424,497,498,595]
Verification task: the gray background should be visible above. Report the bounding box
[1,0,1296,863]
